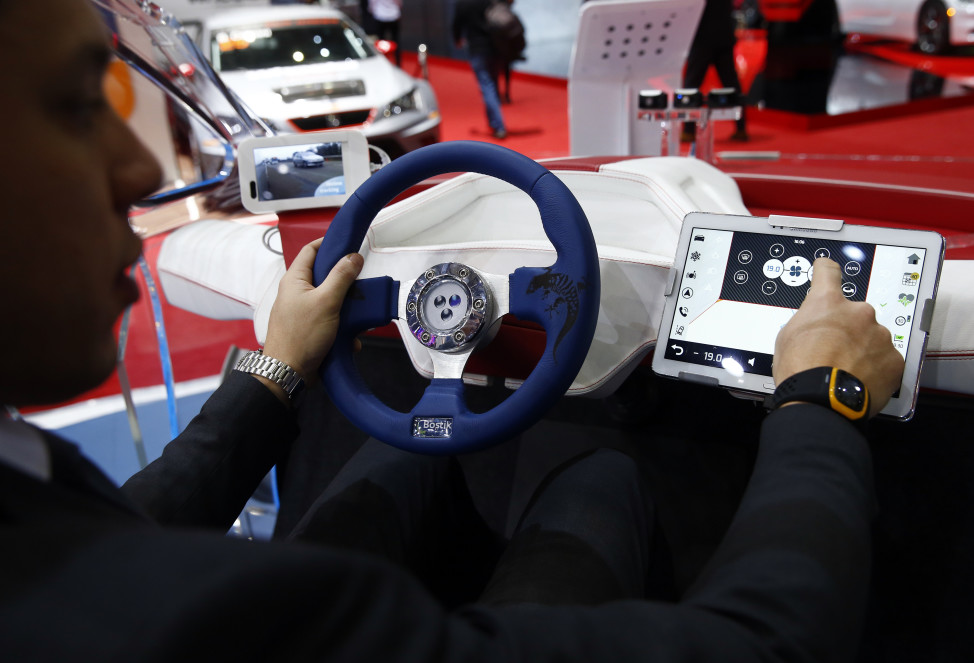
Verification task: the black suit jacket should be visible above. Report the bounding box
[0,373,875,663]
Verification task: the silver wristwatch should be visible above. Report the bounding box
[234,350,305,399]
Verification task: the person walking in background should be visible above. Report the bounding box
[682,0,748,142]
[452,0,508,139]
[358,0,376,35]
[488,0,526,104]
[370,0,403,67]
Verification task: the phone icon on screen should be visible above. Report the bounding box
[679,306,689,317]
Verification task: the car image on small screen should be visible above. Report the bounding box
[252,141,345,201]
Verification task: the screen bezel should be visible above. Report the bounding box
[651,212,945,420]
[237,129,371,213]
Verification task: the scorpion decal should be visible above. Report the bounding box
[526,267,587,362]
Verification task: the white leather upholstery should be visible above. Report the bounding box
[360,157,749,396]
[156,157,973,399]
[157,219,284,344]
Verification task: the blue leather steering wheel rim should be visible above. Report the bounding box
[312,140,600,454]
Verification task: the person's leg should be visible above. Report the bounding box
[490,58,503,104]
[712,45,748,138]
[286,439,505,606]
[469,52,506,137]
[376,19,402,67]
[480,448,657,606]
[682,44,710,90]
[358,0,375,35]
[391,20,401,67]
[681,44,712,142]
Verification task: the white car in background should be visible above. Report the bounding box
[291,150,325,167]
[837,0,974,54]
[199,5,440,157]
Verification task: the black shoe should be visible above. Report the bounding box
[493,129,508,139]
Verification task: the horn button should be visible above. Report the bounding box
[405,263,491,352]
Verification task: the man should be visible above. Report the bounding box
[1,0,904,660]
[452,0,508,139]
[682,0,748,142]
[370,0,403,67]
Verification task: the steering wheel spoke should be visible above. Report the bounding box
[426,347,475,381]
[508,264,594,360]
[341,275,400,333]
[480,270,511,319]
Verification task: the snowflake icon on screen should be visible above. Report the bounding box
[690,251,701,262]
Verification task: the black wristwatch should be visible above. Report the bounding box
[768,367,869,424]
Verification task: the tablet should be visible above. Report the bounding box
[651,212,945,420]
[237,129,371,214]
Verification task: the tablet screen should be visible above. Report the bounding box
[661,227,928,378]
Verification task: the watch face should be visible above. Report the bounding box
[833,369,867,413]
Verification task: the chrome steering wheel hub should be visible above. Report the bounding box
[405,263,492,353]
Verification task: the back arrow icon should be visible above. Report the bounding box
[671,344,684,356]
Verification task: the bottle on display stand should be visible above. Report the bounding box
[695,88,743,163]
[670,88,706,159]
[636,89,673,155]
[635,88,741,161]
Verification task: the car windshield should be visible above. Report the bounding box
[211,19,377,72]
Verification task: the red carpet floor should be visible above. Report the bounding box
[425,50,974,193]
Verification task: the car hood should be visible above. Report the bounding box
[219,56,416,123]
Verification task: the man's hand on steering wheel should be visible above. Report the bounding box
[264,239,364,390]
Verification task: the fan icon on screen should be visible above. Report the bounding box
[788,265,803,278]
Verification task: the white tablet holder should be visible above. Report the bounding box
[568,0,704,157]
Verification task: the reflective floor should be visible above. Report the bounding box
[752,36,974,119]
[509,17,974,123]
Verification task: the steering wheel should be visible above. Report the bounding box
[312,141,600,454]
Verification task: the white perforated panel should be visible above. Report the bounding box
[570,0,702,80]
[569,0,704,157]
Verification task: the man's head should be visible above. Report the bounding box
[0,0,163,406]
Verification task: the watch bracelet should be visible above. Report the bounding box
[234,350,304,398]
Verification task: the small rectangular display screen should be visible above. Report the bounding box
[251,141,346,202]
[662,227,927,377]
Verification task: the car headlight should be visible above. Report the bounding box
[381,88,418,118]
